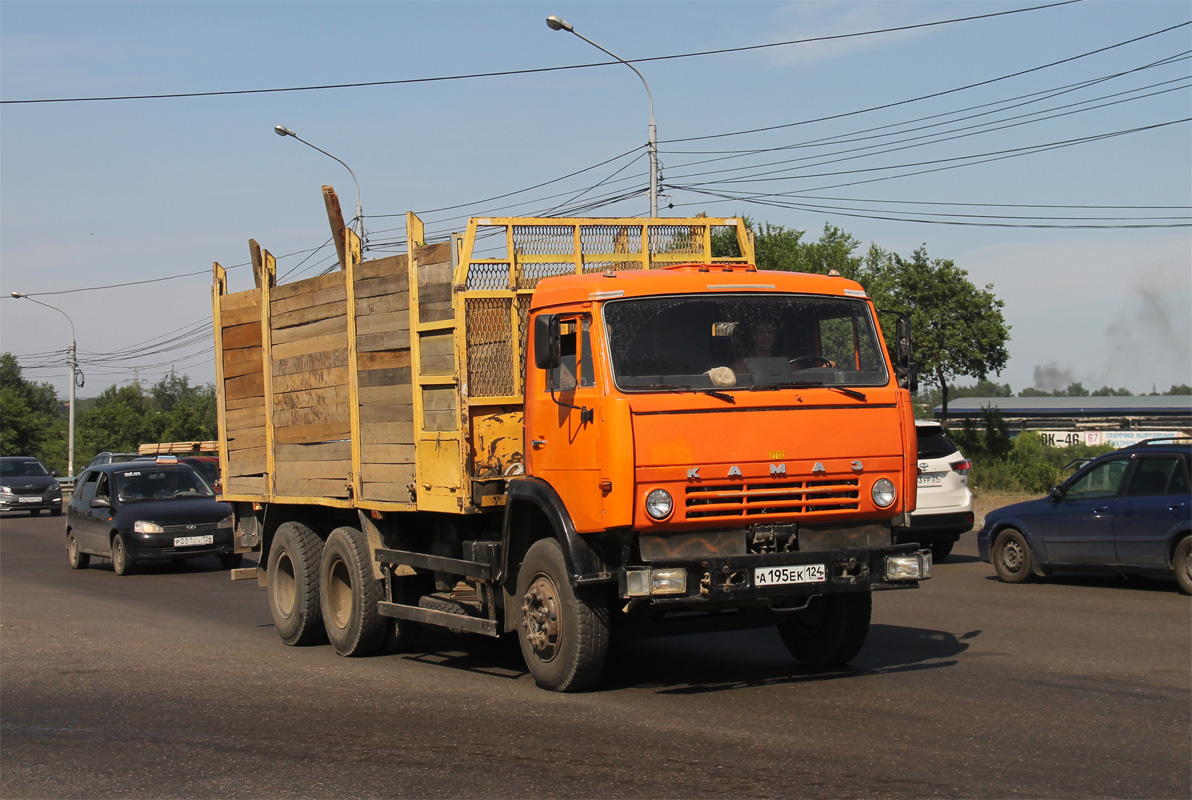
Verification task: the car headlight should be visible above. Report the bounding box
[134,520,164,534]
[218,514,235,529]
[0,485,11,495]
[645,488,673,520]
[871,478,897,508]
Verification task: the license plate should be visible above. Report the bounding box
[18,496,40,503]
[918,473,944,487]
[755,564,825,586]
[174,535,213,547]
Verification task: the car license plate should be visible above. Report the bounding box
[174,535,213,547]
[755,564,825,586]
[18,496,40,503]
[918,473,944,487]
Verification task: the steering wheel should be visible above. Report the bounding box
[790,355,835,369]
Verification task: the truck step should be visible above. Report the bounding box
[378,600,498,637]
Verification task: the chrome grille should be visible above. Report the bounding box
[685,479,859,519]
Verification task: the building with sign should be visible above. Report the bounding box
[935,396,1192,449]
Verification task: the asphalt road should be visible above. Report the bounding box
[2,510,1189,799]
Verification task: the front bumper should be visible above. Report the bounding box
[895,510,975,537]
[124,529,235,561]
[619,543,931,608]
[0,493,62,513]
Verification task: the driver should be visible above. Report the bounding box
[733,321,780,372]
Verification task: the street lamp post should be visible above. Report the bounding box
[546,14,659,217]
[10,292,78,479]
[274,125,365,236]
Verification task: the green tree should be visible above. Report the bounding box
[1165,384,1192,395]
[0,353,62,462]
[150,372,217,442]
[861,246,1010,424]
[76,384,158,459]
[1091,385,1133,396]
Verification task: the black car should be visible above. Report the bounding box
[65,461,241,575]
[977,438,1191,593]
[0,456,63,516]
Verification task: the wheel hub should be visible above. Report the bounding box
[1003,540,1024,572]
[521,573,562,662]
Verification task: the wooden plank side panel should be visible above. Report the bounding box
[356,253,408,281]
[273,422,352,445]
[274,477,350,499]
[361,474,417,503]
[220,287,262,313]
[357,331,411,352]
[226,477,267,494]
[273,367,349,395]
[270,271,344,304]
[225,372,265,402]
[273,384,350,411]
[274,459,351,481]
[222,346,262,380]
[277,441,352,462]
[272,299,347,331]
[272,335,347,362]
[361,444,415,464]
[271,313,347,344]
[273,403,351,430]
[359,422,416,445]
[274,348,350,377]
[222,322,262,351]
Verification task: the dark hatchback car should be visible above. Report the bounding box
[978,439,1191,593]
[0,456,64,516]
[65,461,240,575]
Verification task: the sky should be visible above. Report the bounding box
[2,0,1189,399]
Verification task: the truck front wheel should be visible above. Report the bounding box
[320,526,387,657]
[516,538,609,692]
[267,521,326,646]
[778,593,872,667]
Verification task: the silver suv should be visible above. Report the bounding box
[894,420,974,561]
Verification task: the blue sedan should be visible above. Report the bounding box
[977,440,1191,594]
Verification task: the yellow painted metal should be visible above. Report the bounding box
[259,249,277,496]
[344,226,363,501]
[211,262,230,497]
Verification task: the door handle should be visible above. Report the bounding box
[531,439,547,449]
[1092,506,1109,515]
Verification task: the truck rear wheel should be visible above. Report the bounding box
[778,593,871,667]
[267,521,326,646]
[320,526,386,657]
[516,538,609,692]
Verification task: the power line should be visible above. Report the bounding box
[1,1,1083,105]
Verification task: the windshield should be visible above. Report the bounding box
[603,293,889,391]
[115,468,215,502]
[0,459,50,478]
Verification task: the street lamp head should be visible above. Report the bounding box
[11,291,25,299]
[274,125,295,137]
[545,15,573,32]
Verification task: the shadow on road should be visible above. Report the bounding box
[391,621,982,694]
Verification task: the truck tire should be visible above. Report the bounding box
[66,531,89,569]
[319,526,386,657]
[778,593,871,667]
[516,537,609,692]
[992,528,1035,584]
[111,533,133,576]
[267,521,326,646]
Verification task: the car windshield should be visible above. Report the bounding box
[1,459,50,478]
[603,293,889,392]
[115,468,215,502]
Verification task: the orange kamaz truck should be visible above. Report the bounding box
[212,188,931,691]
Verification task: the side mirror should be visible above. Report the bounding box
[1049,485,1063,502]
[534,314,561,370]
[51,470,61,477]
[90,497,110,509]
[893,313,917,391]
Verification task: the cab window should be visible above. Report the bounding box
[1066,458,1129,501]
[549,317,594,391]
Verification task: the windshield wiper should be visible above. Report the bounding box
[749,381,867,402]
[638,383,736,404]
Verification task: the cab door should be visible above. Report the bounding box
[1043,457,1126,564]
[526,313,605,532]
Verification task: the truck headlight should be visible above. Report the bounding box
[645,489,673,520]
[871,478,897,508]
[134,520,164,534]
[886,550,933,580]
[626,567,688,596]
